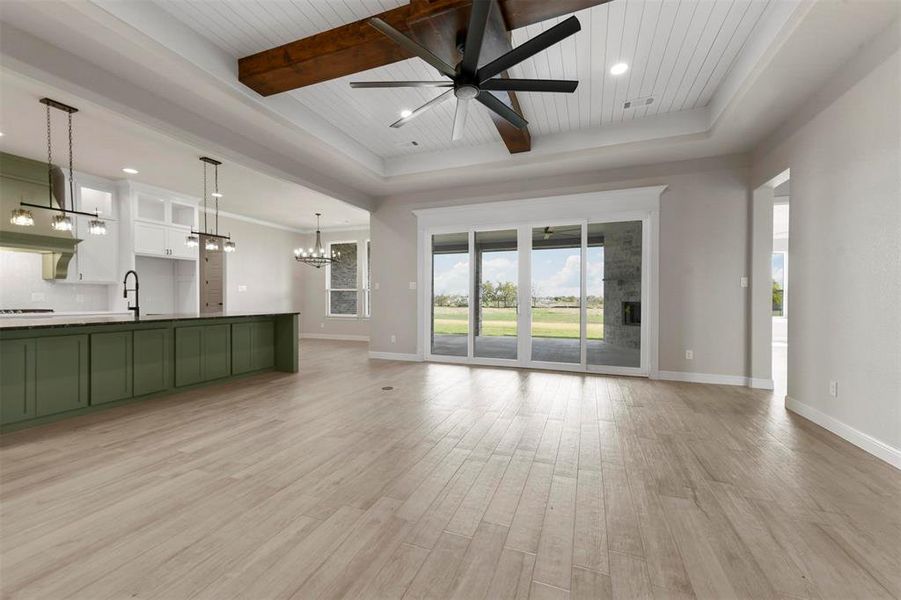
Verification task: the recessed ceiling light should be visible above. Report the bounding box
[0,132,4,137]
[610,62,629,76]
[211,192,223,198]
[122,167,138,174]
[400,109,413,118]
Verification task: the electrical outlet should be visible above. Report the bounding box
[320,322,325,329]
[408,281,417,290]
[829,380,838,397]
[740,276,749,288]
[390,335,397,344]
[685,350,694,360]
[374,282,380,290]
[237,285,247,292]
[31,292,45,302]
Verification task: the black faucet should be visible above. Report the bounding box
[123,270,140,319]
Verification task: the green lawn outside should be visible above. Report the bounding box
[433,306,603,339]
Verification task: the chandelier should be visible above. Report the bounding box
[294,213,340,268]
[188,157,235,252]
[11,98,106,234]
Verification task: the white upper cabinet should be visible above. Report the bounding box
[130,183,199,261]
[72,215,119,283]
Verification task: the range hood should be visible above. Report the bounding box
[0,152,80,280]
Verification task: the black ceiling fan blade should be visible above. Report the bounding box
[369,18,456,79]
[459,0,492,77]
[477,16,581,83]
[390,89,454,128]
[350,81,453,88]
[476,91,528,130]
[481,78,579,93]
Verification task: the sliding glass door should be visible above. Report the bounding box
[431,232,469,357]
[426,216,648,374]
[585,220,643,369]
[474,230,518,360]
[530,224,582,365]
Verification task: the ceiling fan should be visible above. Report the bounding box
[350,1,581,141]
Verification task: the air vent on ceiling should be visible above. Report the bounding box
[395,140,420,148]
[623,96,654,110]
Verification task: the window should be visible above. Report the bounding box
[364,240,371,318]
[327,241,358,316]
[772,252,786,317]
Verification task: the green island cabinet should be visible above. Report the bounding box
[0,313,298,431]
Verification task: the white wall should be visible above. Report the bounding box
[752,20,900,463]
[0,250,110,312]
[218,215,304,314]
[298,228,370,340]
[371,155,751,379]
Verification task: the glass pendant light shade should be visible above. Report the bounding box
[88,218,107,235]
[185,234,199,248]
[223,240,236,253]
[10,208,35,227]
[51,214,74,231]
[205,238,220,251]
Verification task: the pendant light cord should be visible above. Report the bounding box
[46,103,53,209]
[68,111,74,213]
[202,160,208,234]
[214,163,219,236]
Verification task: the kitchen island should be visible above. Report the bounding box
[0,312,298,431]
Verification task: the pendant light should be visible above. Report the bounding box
[189,157,234,252]
[294,213,340,269]
[13,98,106,233]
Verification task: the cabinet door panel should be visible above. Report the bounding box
[134,222,167,256]
[167,228,197,260]
[203,324,231,381]
[134,328,171,396]
[0,339,36,425]
[35,335,88,416]
[77,217,119,283]
[174,326,204,387]
[91,332,133,405]
[231,323,253,375]
[252,321,275,370]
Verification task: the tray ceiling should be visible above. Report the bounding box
[156,0,774,158]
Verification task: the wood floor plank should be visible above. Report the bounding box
[0,340,897,600]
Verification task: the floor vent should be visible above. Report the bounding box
[382,386,394,391]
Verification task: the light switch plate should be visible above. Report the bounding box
[409,281,417,290]
[374,282,380,290]
[740,276,749,288]
[237,285,247,292]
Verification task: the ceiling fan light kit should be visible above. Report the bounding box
[350,1,581,141]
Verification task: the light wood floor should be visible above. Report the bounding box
[1,340,899,600]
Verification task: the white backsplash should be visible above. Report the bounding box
[0,250,111,311]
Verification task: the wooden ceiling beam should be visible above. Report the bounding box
[237,0,610,96]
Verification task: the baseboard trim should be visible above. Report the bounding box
[368,351,423,362]
[301,334,369,342]
[785,396,900,469]
[749,377,775,390]
[654,370,749,386]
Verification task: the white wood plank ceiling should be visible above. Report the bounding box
[156,0,773,158]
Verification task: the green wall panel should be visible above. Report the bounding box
[174,326,204,387]
[91,331,133,405]
[203,324,231,381]
[252,321,275,371]
[35,335,88,416]
[134,328,171,396]
[231,322,253,375]
[0,339,36,425]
